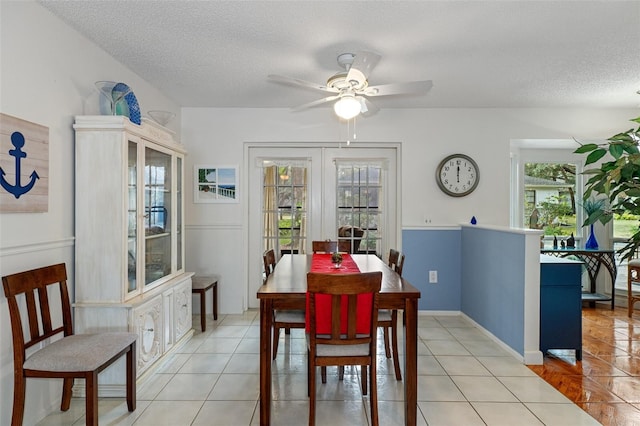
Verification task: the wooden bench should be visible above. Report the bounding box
[192,275,219,331]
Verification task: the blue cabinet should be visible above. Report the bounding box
[540,255,583,360]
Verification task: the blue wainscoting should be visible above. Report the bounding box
[460,226,526,355]
[402,225,543,363]
[402,228,462,311]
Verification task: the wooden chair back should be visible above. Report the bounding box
[3,263,72,363]
[306,271,382,426]
[312,240,351,254]
[388,249,405,277]
[306,271,381,349]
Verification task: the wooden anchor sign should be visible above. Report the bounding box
[0,113,48,212]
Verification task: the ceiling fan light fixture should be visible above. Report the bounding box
[334,95,361,120]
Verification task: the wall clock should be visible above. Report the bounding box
[436,154,479,197]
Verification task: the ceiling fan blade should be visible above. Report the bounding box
[358,96,379,117]
[292,95,340,111]
[346,51,381,86]
[364,80,433,97]
[268,74,337,93]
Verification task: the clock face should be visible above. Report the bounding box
[436,154,479,197]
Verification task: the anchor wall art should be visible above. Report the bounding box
[0,113,49,213]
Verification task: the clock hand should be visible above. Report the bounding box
[457,166,460,182]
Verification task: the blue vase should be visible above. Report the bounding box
[585,223,598,249]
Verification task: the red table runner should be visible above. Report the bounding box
[310,253,360,273]
[306,254,372,333]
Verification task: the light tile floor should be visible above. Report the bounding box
[37,311,600,425]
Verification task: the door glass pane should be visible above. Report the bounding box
[145,147,172,285]
[524,162,577,239]
[263,164,307,256]
[127,141,137,293]
[337,164,382,255]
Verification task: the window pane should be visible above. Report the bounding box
[336,163,383,255]
[263,164,307,256]
[524,162,576,237]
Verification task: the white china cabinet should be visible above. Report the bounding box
[73,116,193,394]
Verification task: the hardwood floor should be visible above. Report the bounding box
[529,305,640,426]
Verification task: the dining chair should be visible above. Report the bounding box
[265,249,306,359]
[378,248,405,380]
[2,263,137,426]
[306,271,382,426]
[312,240,351,253]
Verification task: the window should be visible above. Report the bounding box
[336,162,383,255]
[263,163,308,257]
[523,162,577,238]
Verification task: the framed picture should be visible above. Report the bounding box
[194,165,239,203]
[0,113,49,212]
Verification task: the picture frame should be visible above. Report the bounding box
[194,165,239,203]
[0,113,49,213]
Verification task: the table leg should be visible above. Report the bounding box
[260,299,273,425]
[404,298,418,426]
[199,290,207,332]
[213,282,218,320]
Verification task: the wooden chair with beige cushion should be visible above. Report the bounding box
[628,259,640,317]
[2,263,137,426]
[306,271,382,426]
[377,248,405,380]
[265,249,306,359]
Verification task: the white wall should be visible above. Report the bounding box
[182,107,637,315]
[0,3,180,425]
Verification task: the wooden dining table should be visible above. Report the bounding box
[257,254,421,425]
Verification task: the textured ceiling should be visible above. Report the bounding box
[40,1,640,111]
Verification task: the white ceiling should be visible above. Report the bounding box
[40,1,640,111]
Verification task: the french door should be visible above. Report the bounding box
[246,145,399,308]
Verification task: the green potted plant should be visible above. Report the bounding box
[331,252,343,268]
[574,116,640,260]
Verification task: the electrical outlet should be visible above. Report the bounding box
[429,270,438,283]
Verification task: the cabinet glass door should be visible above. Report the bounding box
[177,156,183,271]
[127,141,138,294]
[144,147,172,286]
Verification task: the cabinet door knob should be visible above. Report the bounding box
[144,328,154,332]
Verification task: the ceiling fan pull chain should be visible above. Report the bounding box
[353,117,357,141]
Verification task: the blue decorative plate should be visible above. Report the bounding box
[112,82,142,125]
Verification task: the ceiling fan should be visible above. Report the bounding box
[268,51,433,120]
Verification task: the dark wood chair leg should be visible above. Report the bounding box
[272,324,280,360]
[61,377,73,410]
[391,310,402,380]
[86,372,98,426]
[126,343,136,412]
[369,363,379,426]
[11,374,26,426]
[309,361,316,426]
[383,326,391,358]
[361,365,367,395]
